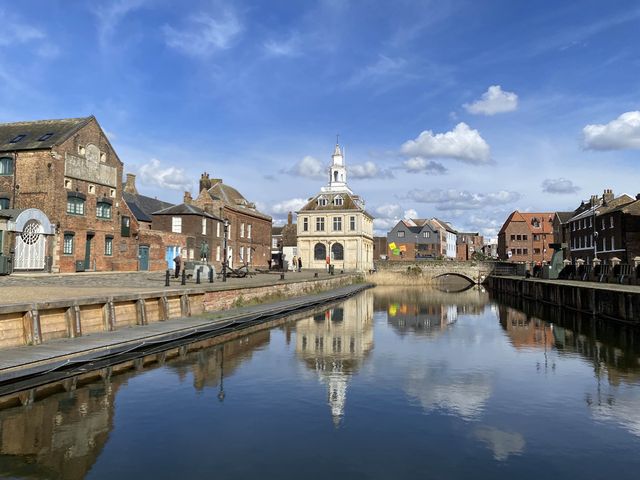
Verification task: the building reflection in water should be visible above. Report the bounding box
[0,329,272,479]
[294,290,374,427]
[374,286,489,337]
[495,293,640,437]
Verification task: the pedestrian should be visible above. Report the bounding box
[292,255,298,272]
[173,254,182,278]
[298,256,302,272]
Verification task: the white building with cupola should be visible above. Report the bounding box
[296,142,374,272]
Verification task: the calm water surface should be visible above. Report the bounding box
[2,286,640,479]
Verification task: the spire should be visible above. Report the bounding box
[321,137,352,194]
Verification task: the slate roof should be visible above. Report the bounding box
[272,226,284,236]
[153,203,221,219]
[0,117,93,152]
[123,192,173,222]
[554,211,574,224]
[298,191,373,218]
[208,180,272,221]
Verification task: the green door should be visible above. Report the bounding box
[139,245,149,271]
[84,234,94,270]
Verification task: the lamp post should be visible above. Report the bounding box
[222,218,229,282]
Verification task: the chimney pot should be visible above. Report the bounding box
[124,173,138,194]
[184,191,192,205]
[287,211,293,225]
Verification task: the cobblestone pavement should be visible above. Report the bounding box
[0,269,338,305]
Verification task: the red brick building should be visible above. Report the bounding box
[193,173,271,269]
[498,211,555,266]
[0,116,144,272]
[456,232,484,261]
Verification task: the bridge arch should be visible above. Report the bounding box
[432,272,476,284]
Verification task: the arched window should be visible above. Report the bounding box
[334,170,338,181]
[331,243,344,261]
[314,242,326,260]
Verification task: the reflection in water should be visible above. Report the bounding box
[474,426,526,461]
[294,290,374,426]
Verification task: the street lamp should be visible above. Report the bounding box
[222,218,229,282]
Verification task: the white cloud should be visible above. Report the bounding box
[474,427,525,461]
[267,198,308,215]
[0,11,45,46]
[542,178,580,194]
[583,111,640,150]
[264,35,300,57]
[349,161,393,179]
[407,189,521,210]
[138,158,192,191]
[92,0,148,48]
[285,155,326,179]
[372,203,418,232]
[464,85,518,115]
[402,157,447,174]
[163,10,242,57]
[400,123,491,164]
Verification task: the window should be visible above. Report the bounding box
[532,219,540,228]
[516,235,521,241]
[572,222,576,231]
[316,217,325,231]
[533,234,540,241]
[397,231,405,237]
[202,218,207,235]
[240,223,245,238]
[247,247,251,263]
[314,243,326,260]
[331,243,344,260]
[63,234,74,255]
[589,217,592,227]
[523,248,528,255]
[0,197,9,209]
[66,196,85,215]
[610,216,614,228]
[334,196,343,206]
[510,234,516,241]
[172,217,182,233]
[333,216,342,231]
[303,217,309,232]
[96,201,112,219]
[317,196,327,206]
[248,224,252,239]
[523,235,528,241]
[423,231,430,238]
[240,246,244,261]
[38,133,53,141]
[534,248,541,254]
[216,246,221,261]
[9,134,25,143]
[349,216,356,231]
[100,152,106,162]
[121,216,131,237]
[78,145,85,155]
[110,188,116,198]
[516,248,522,255]
[611,236,615,250]
[88,184,95,194]
[601,219,605,230]
[105,236,113,256]
[602,237,607,250]
[216,222,220,237]
[64,179,72,189]
[0,157,13,175]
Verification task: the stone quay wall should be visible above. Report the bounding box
[0,275,360,349]
[485,276,640,323]
[368,260,496,285]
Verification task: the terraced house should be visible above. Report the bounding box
[0,116,144,273]
[296,143,374,272]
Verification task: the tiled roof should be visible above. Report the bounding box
[123,192,173,222]
[499,211,554,235]
[208,180,272,221]
[0,117,93,152]
[153,203,221,219]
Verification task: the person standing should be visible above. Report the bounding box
[292,255,298,272]
[173,254,182,278]
[298,256,302,272]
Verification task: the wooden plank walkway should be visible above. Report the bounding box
[0,283,371,384]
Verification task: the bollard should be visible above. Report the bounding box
[181,269,186,285]
[314,272,318,278]
[196,268,201,284]
[280,272,285,281]
[209,267,214,283]
[165,269,170,287]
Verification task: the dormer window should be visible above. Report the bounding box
[317,196,328,207]
[10,134,26,143]
[532,218,540,228]
[334,195,343,206]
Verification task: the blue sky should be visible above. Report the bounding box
[1,0,640,238]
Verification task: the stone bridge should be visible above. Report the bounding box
[368,260,502,285]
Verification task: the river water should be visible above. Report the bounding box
[1,286,640,479]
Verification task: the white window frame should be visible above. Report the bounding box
[333,216,342,231]
[316,217,325,231]
[172,217,182,233]
[241,223,245,238]
[610,216,614,228]
[217,222,220,237]
[202,217,207,235]
[216,245,221,261]
[247,224,252,239]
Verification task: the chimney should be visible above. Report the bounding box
[287,211,293,225]
[199,172,212,192]
[603,188,614,205]
[184,191,192,205]
[124,173,138,194]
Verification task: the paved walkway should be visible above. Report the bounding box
[0,269,339,306]
[0,283,370,388]
[499,275,640,293]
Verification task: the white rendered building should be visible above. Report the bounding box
[296,143,374,272]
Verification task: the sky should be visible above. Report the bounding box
[1,0,640,239]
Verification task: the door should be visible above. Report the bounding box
[84,234,93,270]
[165,246,178,269]
[14,220,46,270]
[139,245,150,271]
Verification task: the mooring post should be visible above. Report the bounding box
[181,269,186,286]
[196,268,201,284]
[165,269,170,287]
[209,267,214,283]
[280,272,285,281]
